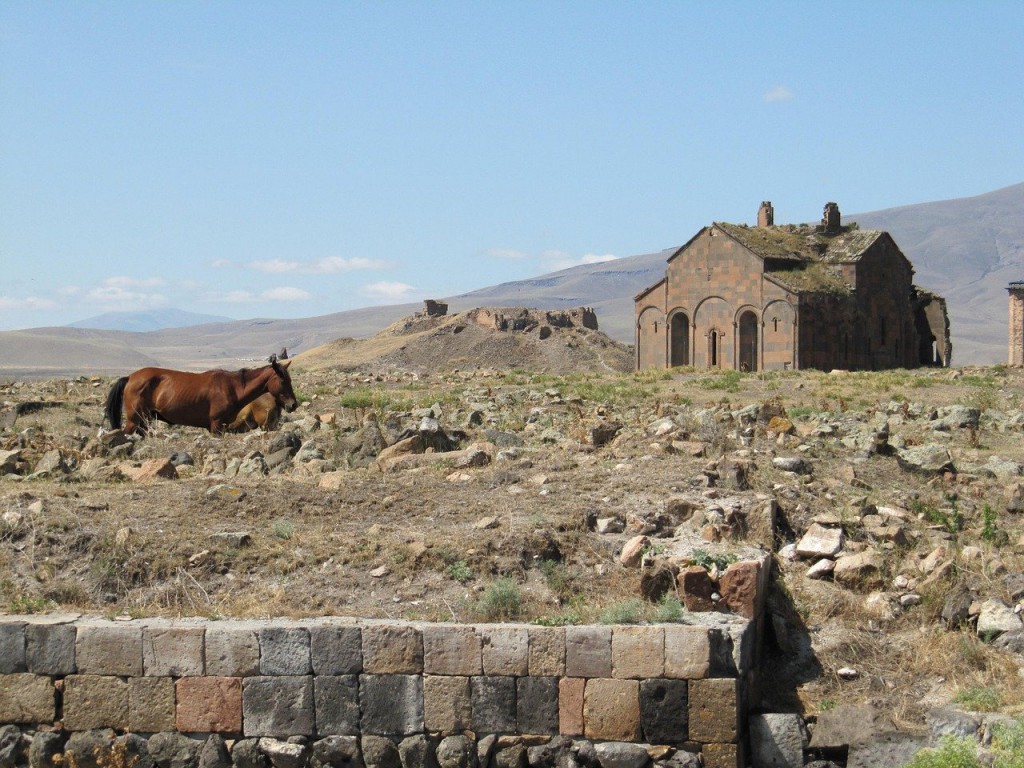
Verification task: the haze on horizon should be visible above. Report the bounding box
[2,2,1023,331]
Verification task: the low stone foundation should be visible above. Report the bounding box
[0,613,757,767]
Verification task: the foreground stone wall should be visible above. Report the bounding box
[0,613,756,767]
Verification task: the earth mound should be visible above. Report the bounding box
[294,306,633,374]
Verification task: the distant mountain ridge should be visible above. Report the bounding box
[1,183,1021,376]
[68,309,234,332]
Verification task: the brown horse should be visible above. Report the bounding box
[104,356,297,436]
[226,392,281,432]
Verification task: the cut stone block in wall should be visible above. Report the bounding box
[76,623,143,676]
[0,622,25,673]
[310,625,362,675]
[129,677,176,733]
[63,675,129,731]
[527,626,565,676]
[361,623,423,674]
[664,624,711,679]
[205,623,261,677]
[688,678,739,744]
[479,626,528,676]
[583,678,641,742]
[177,676,242,734]
[516,676,559,735]
[471,675,517,734]
[640,678,688,744]
[0,673,54,724]
[612,626,664,679]
[423,625,482,676]
[143,625,205,677]
[558,677,585,737]
[564,625,611,678]
[26,622,76,675]
[314,675,360,736]
[242,675,314,737]
[424,675,472,733]
[702,741,742,768]
[259,626,312,676]
[359,674,424,736]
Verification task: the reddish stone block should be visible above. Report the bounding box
[583,678,640,741]
[688,678,738,743]
[176,676,242,733]
[611,626,664,679]
[719,560,764,619]
[558,677,584,736]
[678,566,716,612]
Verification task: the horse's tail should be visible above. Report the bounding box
[104,377,128,430]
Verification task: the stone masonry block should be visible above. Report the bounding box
[310,625,362,675]
[178,676,242,734]
[243,676,314,737]
[517,677,558,735]
[0,673,54,724]
[359,674,424,736]
[471,675,517,734]
[702,742,741,768]
[0,621,26,673]
[205,624,261,677]
[424,675,471,733]
[76,622,143,676]
[640,678,688,744]
[259,626,312,675]
[129,677,176,732]
[719,559,764,619]
[143,625,205,677]
[565,625,611,678]
[664,624,711,679]
[26,622,76,675]
[423,625,482,676]
[63,675,129,730]
[584,678,640,742]
[314,675,360,736]
[527,626,565,676]
[558,677,585,737]
[688,678,739,744]
[479,626,528,676]
[612,626,664,679]
[361,623,423,674]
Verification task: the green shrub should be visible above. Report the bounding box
[902,735,980,768]
[953,685,1000,712]
[477,577,522,621]
[598,598,644,625]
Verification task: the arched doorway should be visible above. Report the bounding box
[738,311,758,372]
[670,313,690,367]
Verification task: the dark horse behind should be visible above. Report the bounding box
[104,354,298,436]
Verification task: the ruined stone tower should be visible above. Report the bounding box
[757,201,774,227]
[821,202,841,233]
[1008,282,1024,366]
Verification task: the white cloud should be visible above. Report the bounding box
[487,248,529,260]
[360,281,417,303]
[0,296,59,311]
[246,256,387,274]
[103,275,166,289]
[86,280,170,310]
[262,287,312,301]
[540,250,619,271]
[763,85,795,103]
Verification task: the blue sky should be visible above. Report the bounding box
[2,2,1023,330]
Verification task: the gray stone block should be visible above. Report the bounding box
[564,625,611,678]
[29,730,64,768]
[359,674,424,737]
[315,675,360,736]
[846,732,926,768]
[259,627,311,675]
[206,624,261,677]
[0,622,26,673]
[143,625,205,677]
[230,739,268,768]
[361,736,400,768]
[516,677,558,735]
[242,676,315,737]
[310,625,362,675]
[749,713,807,768]
[640,678,689,744]
[471,676,516,734]
[311,736,362,768]
[76,623,143,676]
[398,735,438,768]
[148,732,202,768]
[26,623,76,675]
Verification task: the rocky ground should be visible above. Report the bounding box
[3,360,1024,758]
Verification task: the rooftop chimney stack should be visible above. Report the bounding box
[822,202,841,233]
[757,201,774,228]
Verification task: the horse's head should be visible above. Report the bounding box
[267,357,298,412]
